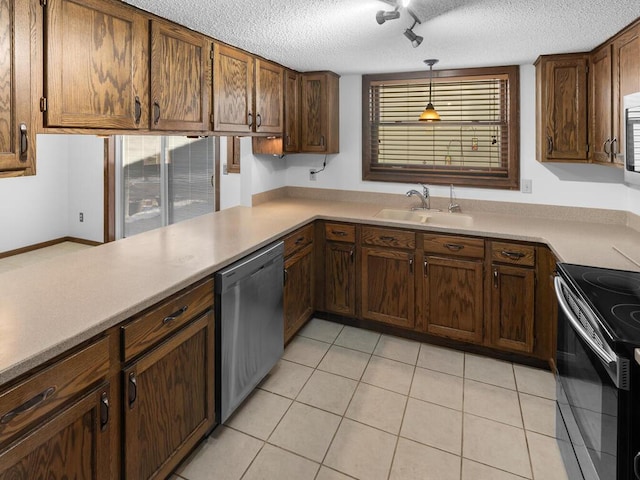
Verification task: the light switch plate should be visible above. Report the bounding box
[521,179,532,194]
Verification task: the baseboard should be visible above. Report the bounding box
[0,237,102,259]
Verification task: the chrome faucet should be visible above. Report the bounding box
[448,184,461,213]
[406,184,430,210]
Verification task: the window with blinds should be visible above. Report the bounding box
[363,66,520,189]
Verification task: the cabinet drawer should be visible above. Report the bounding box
[423,234,484,258]
[362,226,415,249]
[0,336,110,446]
[122,278,214,362]
[284,224,314,256]
[325,223,356,243]
[491,242,535,266]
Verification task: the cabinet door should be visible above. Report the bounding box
[614,23,640,161]
[300,72,339,153]
[591,44,615,164]
[0,385,111,480]
[255,60,283,134]
[213,44,254,133]
[284,70,300,152]
[423,256,483,343]
[325,241,356,317]
[150,21,210,131]
[490,264,535,353]
[539,56,588,161]
[124,312,215,480]
[45,0,148,128]
[361,247,414,329]
[284,243,314,343]
[0,0,32,174]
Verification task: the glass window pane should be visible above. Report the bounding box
[122,136,163,237]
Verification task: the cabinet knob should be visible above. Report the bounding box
[611,137,618,156]
[163,305,188,325]
[100,391,110,431]
[128,372,137,409]
[0,386,56,427]
[493,268,499,288]
[603,138,611,155]
[500,250,525,260]
[153,101,161,125]
[134,96,142,125]
[546,135,553,155]
[256,113,262,128]
[444,243,464,252]
[247,112,253,129]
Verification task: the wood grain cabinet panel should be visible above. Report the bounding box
[0,0,33,175]
[44,0,149,129]
[422,256,484,343]
[361,246,415,329]
[213,43,254,133]
[124,312,215,480]
[590,44,617,165]
[490,264,535,353]
[255,60,283,134]
[284,70,300,152]
[325,241,356,317]
[150,21,211,131]
[300,72,339,153]
[535,54,589,162]
[0,384,111,480]
[284,242,314,343]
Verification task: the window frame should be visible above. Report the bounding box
[362,65,520,190]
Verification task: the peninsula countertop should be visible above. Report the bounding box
[1,196,639,385]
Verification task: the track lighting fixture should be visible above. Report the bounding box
[376,8,400,25]
[419,59,441,122]
[404,20,423,48]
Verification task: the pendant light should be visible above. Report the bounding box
[419,59,441,122]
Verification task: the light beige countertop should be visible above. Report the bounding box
[1,195,639,386]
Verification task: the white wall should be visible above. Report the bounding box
[283,69,631,211]
[67,136,105,242]
[0,135,69,252]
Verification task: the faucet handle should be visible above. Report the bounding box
[419,183,429,197]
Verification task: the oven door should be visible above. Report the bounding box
[555,276,628,480]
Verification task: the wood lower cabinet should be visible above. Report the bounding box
[489,241,536,353]
[44,0,149,129]
[0,0,33,175]
[284,242,314,343]
[421,233,485,343]
[324,223,357,317]
[0,384,111,479]
[150,21,211,131]
[535,54,589,162]
[124,312,214,480]
[423,255,484,343]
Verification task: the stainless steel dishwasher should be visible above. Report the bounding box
[215,241,284,423]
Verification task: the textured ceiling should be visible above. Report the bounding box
[124,0,640,74]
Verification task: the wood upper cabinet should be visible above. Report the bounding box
[535,54,589,162]
[283,225,315,343]
[255,59,284,133]
[284,69,300,152]
[300,71,339,153]
[590,44,617,165]
[213,43,254,133]
[324,223,357,317]
[421,234,484,343]
[124,311,215,480]
[361,227,415,329]
[489,242,536,353]
[0,0,33,176]
[44,0,149,129]
[150,20,211,131]
[613,22,640,162]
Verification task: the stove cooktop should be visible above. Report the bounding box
[558,263,640,347]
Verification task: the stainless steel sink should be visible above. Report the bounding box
[374,209,473,227]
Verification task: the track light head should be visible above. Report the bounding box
[376,9,400,25]
[403,27,423,48]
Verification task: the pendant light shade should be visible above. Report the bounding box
[420,59,441,122]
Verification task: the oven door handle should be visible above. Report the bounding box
[554,276,617,367]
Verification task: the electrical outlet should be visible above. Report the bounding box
[79,212,84,222]
[521,179,533,194]
[309,169,317,181]
[223,164,228,175]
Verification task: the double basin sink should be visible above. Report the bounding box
[374,208,473,227]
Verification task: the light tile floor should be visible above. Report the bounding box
[175,318,569,480]
[0,241,93,273]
